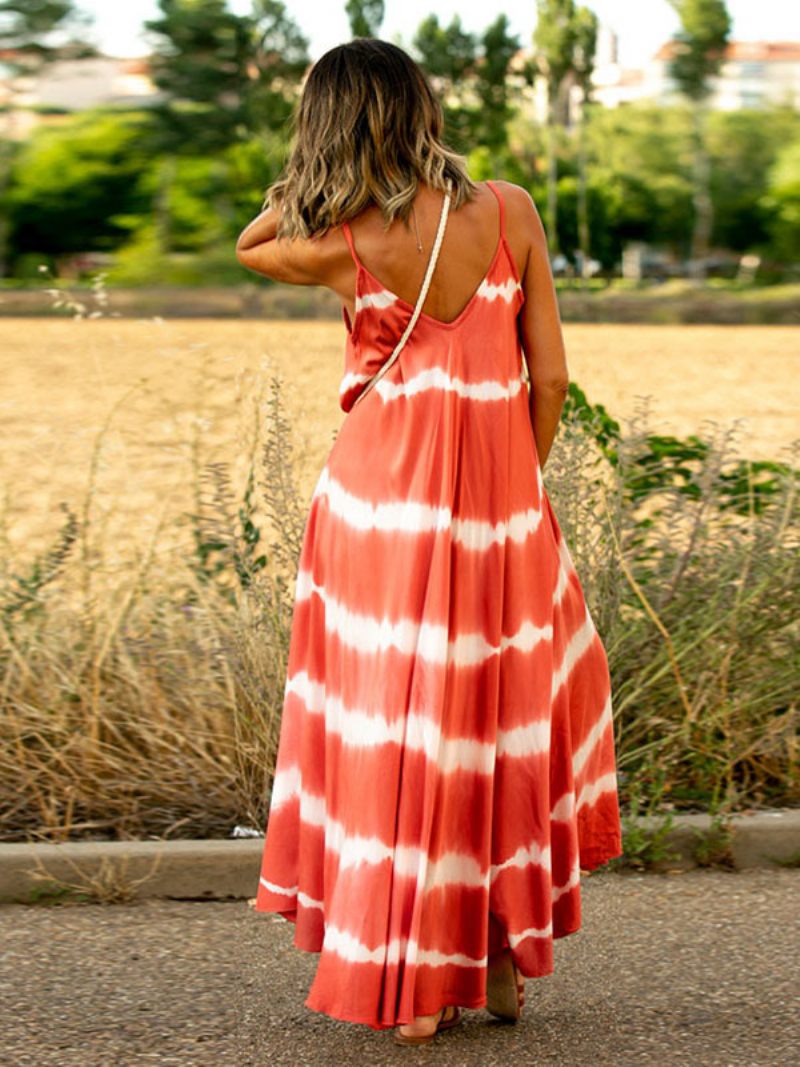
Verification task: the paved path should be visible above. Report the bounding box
[1,869,797,1066]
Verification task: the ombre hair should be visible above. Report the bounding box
[264,38,479,239]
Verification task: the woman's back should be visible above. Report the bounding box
[337,179,525,412]
[337,180,516,327]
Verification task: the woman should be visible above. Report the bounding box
[236,38,623,1046]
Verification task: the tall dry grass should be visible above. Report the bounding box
[0,354,307,842]
[0,284,797,842]
[548,394,799,816]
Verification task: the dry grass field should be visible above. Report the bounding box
[1,318,797,559]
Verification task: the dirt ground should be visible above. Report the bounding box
[1,318,796,557]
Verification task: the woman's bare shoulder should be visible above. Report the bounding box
[492,180,543,227]
[490,180,547,277]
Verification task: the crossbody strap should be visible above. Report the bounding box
[351,177,453,409]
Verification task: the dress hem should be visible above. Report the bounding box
[253,902,586,965]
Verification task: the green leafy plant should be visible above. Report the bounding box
[608,779,682,872]
[690,811,736,868]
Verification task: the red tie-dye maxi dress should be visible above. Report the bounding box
[253,180,623,1030]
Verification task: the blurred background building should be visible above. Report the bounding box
[0,52,161,138]
[595,36,800,110]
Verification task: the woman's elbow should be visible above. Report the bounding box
[235,237,257,263]
[235,244,270,278]
[531,374,570,396]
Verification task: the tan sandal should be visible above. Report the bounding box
[393,1004,462,1045]
[486,947,525,1021]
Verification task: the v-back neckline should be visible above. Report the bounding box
[358,233,507,331]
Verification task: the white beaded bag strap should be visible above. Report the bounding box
[351,177,453,409]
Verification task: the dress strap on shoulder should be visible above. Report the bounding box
[486,180,506,240]
[341,220,363,270]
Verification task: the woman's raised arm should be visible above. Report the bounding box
[235,206,331,285]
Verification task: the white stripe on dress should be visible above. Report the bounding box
[310,466,544,550]
[293,572,554,668]
[355,289,397,312]
[375,366,526,403]
[475,277,523,304]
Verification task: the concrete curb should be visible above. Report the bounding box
[1,811,798,905]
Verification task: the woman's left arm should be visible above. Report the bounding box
[235,206,328,285]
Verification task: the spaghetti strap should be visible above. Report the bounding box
[486,179,506,241]
[340,220,363,270]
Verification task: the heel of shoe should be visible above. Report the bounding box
[486,949,521,1021]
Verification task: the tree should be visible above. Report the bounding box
[143,0,250,258]
[412,14,477,152]
[345,0,384,38]
[0,0,94,275]
[761,138,800,264]
[248,0,311,135]
[585,104,695,266]
[571,4,597,280]
[474,15,521,153]
[143,0,255,155]
[143,0,309,256]
[0,0,92,62]
[6,109,153,264]
[413,14,520,155]
[666,0,732,280]
[144,0,309,150]
[708,105,800,256]
[532,0,578,258]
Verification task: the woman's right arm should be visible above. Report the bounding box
[510,186,570,470]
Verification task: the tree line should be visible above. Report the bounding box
[0,0,797,283]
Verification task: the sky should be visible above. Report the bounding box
[76,1,798,69]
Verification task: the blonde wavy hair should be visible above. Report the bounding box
[264,38,479,240]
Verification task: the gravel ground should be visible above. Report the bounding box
[0,868,797,1067]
